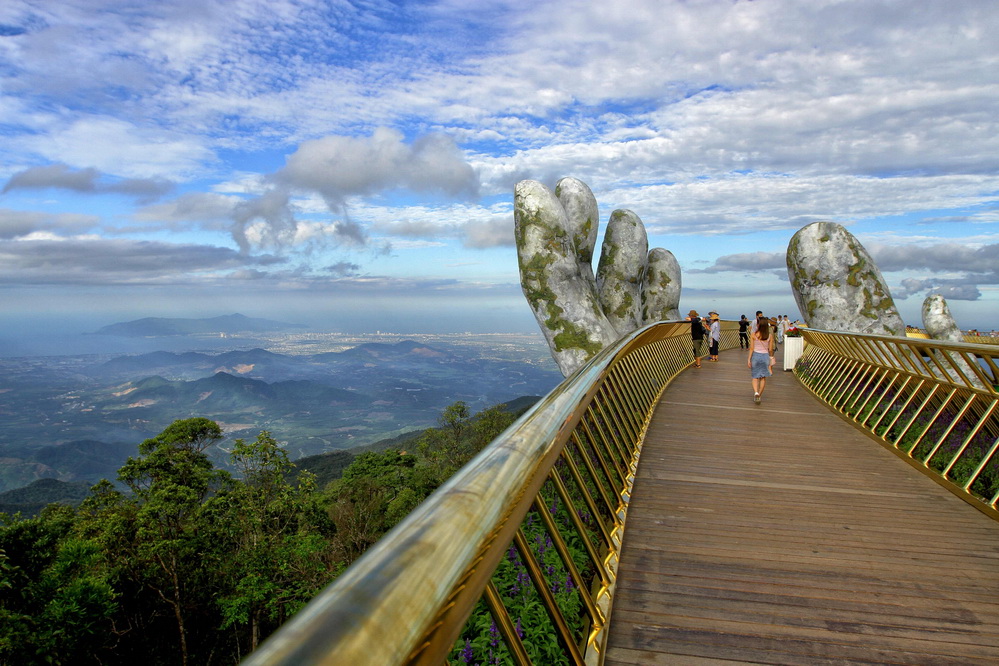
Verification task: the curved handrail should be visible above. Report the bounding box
[244,320,739,665]
[794,328,999,519]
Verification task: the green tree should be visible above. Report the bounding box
[417,401,517,481]
[0,505,116,664]
[109,418,228,666]
[417,401,473,480]
[213,431,341,655]
[327,450,437,561]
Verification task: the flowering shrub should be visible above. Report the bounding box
[784,326,802,338]
[449,477,596,665]
[814,374,999,502]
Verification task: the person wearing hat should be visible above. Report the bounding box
[708,312,721,361]
[685,309,707,368]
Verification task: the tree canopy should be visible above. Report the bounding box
[0,401,521,664]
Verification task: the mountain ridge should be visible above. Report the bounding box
[94,313,307,337]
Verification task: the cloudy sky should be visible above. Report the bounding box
[2,0,998,349]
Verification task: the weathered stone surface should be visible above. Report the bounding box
[596,209,648,337]
[555,177,599,287]
[922,293,964,342]
[514,180,618,377]
[786,221,904,336]
[515,178,682,377]
[921,293,984,388]
[642,248,682,323]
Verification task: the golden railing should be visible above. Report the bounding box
[904,327,999,345]
[794,328,999,519]
[244,320,739,665]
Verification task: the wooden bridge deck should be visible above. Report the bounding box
[605,344,999,665]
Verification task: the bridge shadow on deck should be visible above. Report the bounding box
[605,344,999,665]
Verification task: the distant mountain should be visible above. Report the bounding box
[0,478,92,517]
[117,371,369,413]
[100,350,213,373]
[94,313,307,337]
[333,340,448,360]
[32,439,137,478]
[291,395,542,487]
[0,335,561,492]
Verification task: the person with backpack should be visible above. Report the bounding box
[738,314,750,349]
[686,309,707,368]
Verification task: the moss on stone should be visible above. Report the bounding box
[553,322,603,356]
[806,299,820,319]
[846,257,866,287]
[612,292,634,318]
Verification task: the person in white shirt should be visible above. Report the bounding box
[708,312,721,361]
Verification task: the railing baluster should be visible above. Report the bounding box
[483,580,532,665]
[922,393,977,467]
[943,401,998,480]
[796,329,999,520]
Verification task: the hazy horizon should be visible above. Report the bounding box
[3,292,997,359]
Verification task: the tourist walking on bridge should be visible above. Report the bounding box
[748,315,774,404]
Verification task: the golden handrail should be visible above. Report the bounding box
[244,320,739,665]
[794,328,999,520]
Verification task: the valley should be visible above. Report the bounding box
[0,331,562,493]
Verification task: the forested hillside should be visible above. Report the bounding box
[0,399,528,665]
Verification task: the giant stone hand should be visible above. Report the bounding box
[786,221,904,336]
[515,177,681,377]
[922,293,984,388]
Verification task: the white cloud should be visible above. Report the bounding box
[2,0,999,327]
[0,207,99,238]
[20,116,215,180]
[275,128,479,204]
[0,236,283,285]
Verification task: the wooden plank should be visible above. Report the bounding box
[605,345,999,665]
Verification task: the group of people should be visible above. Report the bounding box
[686,310,794,405]
[685,309,721,369]
[739,313,794,350]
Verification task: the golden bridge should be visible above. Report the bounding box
[245,322,999,665]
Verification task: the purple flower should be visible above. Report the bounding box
[460,638,474,663]
[566,573,575,590]
[515,617,524,639]
[489,620,500,648]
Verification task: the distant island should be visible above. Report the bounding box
[93,313,308,337]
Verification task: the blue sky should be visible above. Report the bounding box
[1,0,998,347]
